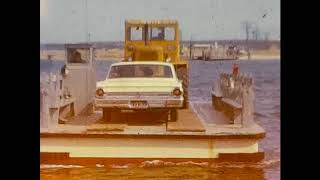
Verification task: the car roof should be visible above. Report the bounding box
[111,61,174,66]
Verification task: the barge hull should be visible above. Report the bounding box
[40,153,264,165]
[40,134,264,164]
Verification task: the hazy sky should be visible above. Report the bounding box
[40,0,280,43]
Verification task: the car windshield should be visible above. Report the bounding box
[108,64,173,78]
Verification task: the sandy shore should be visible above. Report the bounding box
[40,48,124,61]
[239,55,280,60]
[239,49,280,60]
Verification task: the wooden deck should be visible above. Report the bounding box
[167,109,205,132]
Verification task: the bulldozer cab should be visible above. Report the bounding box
[125,20,181,63]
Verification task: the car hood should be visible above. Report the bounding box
[97,78,182,93]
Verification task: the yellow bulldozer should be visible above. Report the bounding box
[124,19,189,108]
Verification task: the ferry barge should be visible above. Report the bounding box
[40,44,265,165]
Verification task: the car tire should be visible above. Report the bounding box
[212,95,223,111]
[102,108,111,122]
[169,109,178,122]
[176,66,189,109]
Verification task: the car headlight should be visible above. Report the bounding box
[172,88,182,96]
[96,88,105,97]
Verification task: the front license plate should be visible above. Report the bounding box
[130,101,148,108]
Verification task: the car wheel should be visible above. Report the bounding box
[176,66,189,109]
[169,109,178,122]
[212,95,223,111]
[103,108,111,122]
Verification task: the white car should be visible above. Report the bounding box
[94,61,184,121]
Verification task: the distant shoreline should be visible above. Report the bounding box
[40,58,121,61]
[40,48,280,61]
[239,55,280,60]
[40,57,280,61]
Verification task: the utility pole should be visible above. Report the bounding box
[252,24,260,41]
[264,32,270,42]
[242,21,252,60]
[189,34,193,60]
[85,0,90,43]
